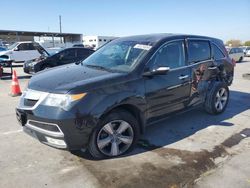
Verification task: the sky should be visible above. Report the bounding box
[1,0,250,42]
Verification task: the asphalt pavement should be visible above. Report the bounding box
[0,58,250,188]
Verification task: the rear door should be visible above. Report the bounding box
[145,39,191,122]
[187,39,214,104]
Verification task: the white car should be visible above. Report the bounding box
[228,47,244,62]
[245,47,250,57]
[0,41,48,63]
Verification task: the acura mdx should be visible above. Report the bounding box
[16,34,234,159]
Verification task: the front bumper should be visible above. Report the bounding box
[23,62,37,74]
[23,64,33,74]
[16,109,67,149]
[16,90,95,150]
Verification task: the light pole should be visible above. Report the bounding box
[59,15,62,43]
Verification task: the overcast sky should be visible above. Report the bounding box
[1,0,250,42]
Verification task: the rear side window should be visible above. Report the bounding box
[212,44,225,60]
[188,40,211,63]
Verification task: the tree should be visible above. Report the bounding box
[226,40,242,47]
[244,41,250,46]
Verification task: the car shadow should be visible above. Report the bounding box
[12,64,23,68]
[237,59,249,63]
[72,90,250,160]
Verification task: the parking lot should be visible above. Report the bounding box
[0,58,250,188]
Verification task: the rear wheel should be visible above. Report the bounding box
[88,110,139,159]
[239,57,243,62]
[204,82,229,114]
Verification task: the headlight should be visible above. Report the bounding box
[42,93,87,111]
[28,60,39,66]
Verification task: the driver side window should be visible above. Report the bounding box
[17,43,29,51]
[151,41,185,69]
[59,49,76,61]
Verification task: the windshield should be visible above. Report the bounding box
[83,40,152,72]
[8,42,18,50]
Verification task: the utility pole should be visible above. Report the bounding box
[59,15,62,43]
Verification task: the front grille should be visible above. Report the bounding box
[24,99,38,107]
[28,120,60,132]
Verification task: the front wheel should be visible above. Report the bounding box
[204,82,229,114]
[88,110,139,159]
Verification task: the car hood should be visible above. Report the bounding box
[28,63,128,94]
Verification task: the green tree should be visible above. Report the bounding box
[244,41,250,46]
[226,40,242,47]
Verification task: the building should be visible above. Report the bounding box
[0,29,82,48]
[82,36,117,50]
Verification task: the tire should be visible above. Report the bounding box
[204,82,229,115]
[239,57,243,62]
[88,110,139,159]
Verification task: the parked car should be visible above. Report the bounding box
[0,39,9,48]
[0,47,6,51]
[245,47,250,57]
[240,46,246,55]
[16,34,234,159]
[0,58,13,78]
[228,47,244,62]
[0,41,47,62]
[73,44,84,47]
[23,47,94,74]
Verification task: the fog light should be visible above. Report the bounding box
[45,136,66,147]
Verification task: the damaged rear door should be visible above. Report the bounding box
[187,39,214,105]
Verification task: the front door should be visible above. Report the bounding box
[59,49,77,65]
[11,43,40,62]
[144,40,191,122]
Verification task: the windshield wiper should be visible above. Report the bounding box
[85,64,112,72]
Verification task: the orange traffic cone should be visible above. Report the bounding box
[10,70,22,97]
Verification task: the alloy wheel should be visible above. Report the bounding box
[97,120,134,156]
[215,88,228,111]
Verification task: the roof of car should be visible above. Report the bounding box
[62,47,94,51]
[16,41,34,44]
[117,33,221,44]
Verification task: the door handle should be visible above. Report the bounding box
[208,66,218,70]
[178,75,189,80]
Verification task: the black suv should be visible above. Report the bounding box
[16,34,234,159]
[23,47,94,74]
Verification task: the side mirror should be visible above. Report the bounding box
[143,66,170,76]
[13,47,19,51]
